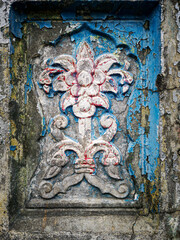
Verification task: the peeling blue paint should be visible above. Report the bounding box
[140,183,145,192]
[36,20,52,29]
[9,59,13,69]
[10,41,14,55]
[128,164,136,178]
[41,117,46,137]
[65,150,78,163]
[48,9,160,184]
[25,64,33,104]
[151,184,156,194]
[9,7,27,39]
[126,5,161,182]
[48,118,54,134]
[10,145,16,151]
[61,106,79,123]
[28,20,52,29]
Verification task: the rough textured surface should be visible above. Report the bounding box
[0,0,179,239]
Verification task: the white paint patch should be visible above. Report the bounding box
[161,45,165,74]
[65,23,81,34]
[169,67,172,75]
[176,182,180,205]
[0,2,9,44]
[172,90,178,102]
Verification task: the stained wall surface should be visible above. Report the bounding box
[0,0,179,239]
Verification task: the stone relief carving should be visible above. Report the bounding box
[28,30,139,207]
[35,42,134,200]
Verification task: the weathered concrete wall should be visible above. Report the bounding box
[0,0,179,239]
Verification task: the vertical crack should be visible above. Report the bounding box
[130,214,139,240]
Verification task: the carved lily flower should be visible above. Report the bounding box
[39,42,133,117]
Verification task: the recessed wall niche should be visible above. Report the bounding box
[9,0,161,229]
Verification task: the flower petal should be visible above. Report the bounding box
[70,84,85,97]
[95,54,118,73]
[53,55,76,71]
[91,93,109,109]
[65,72,76,86]
[108,69,133,85]
[76,42,94,61]
[77,97,91,112]
[44,78,51,85]
[39,71,52,85]
[93,69,106,85]
[55,71,76,86]
[39,68,64,84]
[120,71,133,85]
[77,71,93,86]
[73,102,96,118]
[86,83,99,96]
[61,91,76,111]
[100,76,118,94]
[43,85,50,93]
[122,84,129,93]
[77,58,94,73]
[53,79,70,92]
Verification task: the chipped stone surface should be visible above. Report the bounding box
[0,0,179,239]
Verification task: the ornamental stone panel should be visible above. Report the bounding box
[0,0,179,239]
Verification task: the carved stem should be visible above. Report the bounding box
[78,117,92,147]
